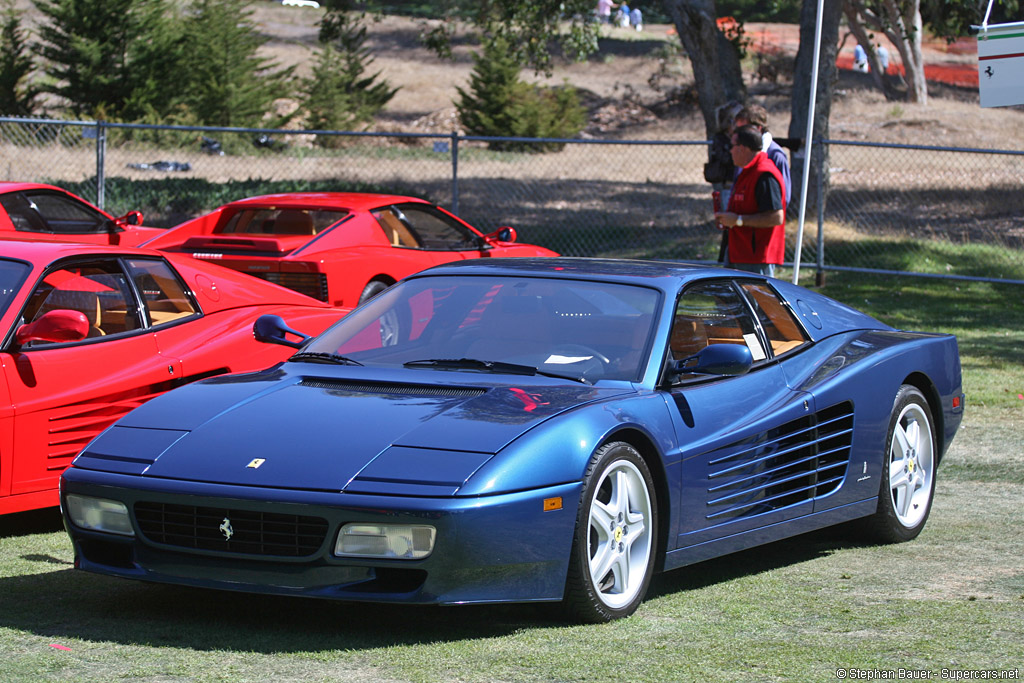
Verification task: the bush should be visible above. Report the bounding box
[456,34,585,152]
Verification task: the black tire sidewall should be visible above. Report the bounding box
[563,441,657,622]
[359,280,390,305]
[873,385,937,543]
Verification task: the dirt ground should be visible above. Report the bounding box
[10,2,1024,150]
[245,8,1024,150]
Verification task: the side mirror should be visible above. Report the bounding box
[15,310,90,345]
[482,226,517,245]
[253,314,310,349]
[668,343,753,381]
[116,210,144,227]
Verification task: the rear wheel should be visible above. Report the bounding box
[863,385,937,543]
[563,441,657,623]
[358,279,391,305]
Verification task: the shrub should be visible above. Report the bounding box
[456,34,585,152]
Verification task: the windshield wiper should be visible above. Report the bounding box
[403,358,589,384]
[290,351,363,366]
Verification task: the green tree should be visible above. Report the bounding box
[456,34,584,151]
[178,0,294,127]
[0,0,39,116]
[32,0,172,119]
[302,5,396,139]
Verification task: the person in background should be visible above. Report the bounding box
[705,100,742,263]
[616,2,631,28]
[714,125,787,278]
[630,4,643,31]
[854,43,868,72]
[734,104,791,206]
[595,0,618,24]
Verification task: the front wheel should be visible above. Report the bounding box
[863,385,937,543]
[563,441,657,623]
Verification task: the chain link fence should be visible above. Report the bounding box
[3,116,1023,284]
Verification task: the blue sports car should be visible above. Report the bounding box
[60,258,963,622]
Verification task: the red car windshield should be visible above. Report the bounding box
[218,208,349,236]
[299,275,661,383]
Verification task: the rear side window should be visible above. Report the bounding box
[740,282,809,357]
[0,191,110,234]
[126,259,199,326]
[372,205,478,250]
[0,259,31,318]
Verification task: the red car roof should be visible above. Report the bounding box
[223,192,430,211]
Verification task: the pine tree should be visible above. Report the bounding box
[32,0,170,119]
[0,0,39,116]
[178,0,294,128]
[455,34,529,150]
[456,34,585,152]
[302,9,396,141]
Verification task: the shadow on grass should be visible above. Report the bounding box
[647,527,867,598]
[0,520,876,651]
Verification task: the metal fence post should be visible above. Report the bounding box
[95,120,106,210]
[451,130,459,215]
[815,138,826,286]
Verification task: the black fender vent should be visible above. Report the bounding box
[705,401,855,521]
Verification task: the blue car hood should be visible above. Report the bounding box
[82,367,631,492]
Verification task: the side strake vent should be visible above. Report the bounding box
[298,378,486,398]
[706,401,854,522]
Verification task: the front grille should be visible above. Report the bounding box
[257,272,329,302]
[135,502,329,557]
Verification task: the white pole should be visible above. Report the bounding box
[792,0,826,284]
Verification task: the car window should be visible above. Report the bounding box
[0,258,31,318]
[0,192,47,231]
[218,208,347,235]
[739,282,809,357]
[21,261,141,346]
[125,259,199,327]
[371,205,478,250]
[671,281,766,374]
[6,191,111,234]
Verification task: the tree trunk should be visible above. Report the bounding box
[846,0,928,105]
[843,4,903,100]
[661,0,745,137]
[788,0,844,219]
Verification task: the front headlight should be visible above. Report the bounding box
[334,523,435,559]
[65,495,134,536]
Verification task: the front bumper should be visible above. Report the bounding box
[61,467,580,605]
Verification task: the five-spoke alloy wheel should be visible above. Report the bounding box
[865,385,937,543]
[563,441,657,622]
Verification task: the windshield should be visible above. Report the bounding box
[0,258,31,319]
[298,274,660,383]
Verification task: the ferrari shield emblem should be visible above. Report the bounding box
[246,458,266,469]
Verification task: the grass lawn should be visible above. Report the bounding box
[1,272,1021,683]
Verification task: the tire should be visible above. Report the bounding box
[358,279,391,305]
[863,385,937,543]
[563,441,657,623]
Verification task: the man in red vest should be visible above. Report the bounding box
[714,124,787,278]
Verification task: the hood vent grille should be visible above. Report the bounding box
[299,378,485,398]
[705,401,855,521]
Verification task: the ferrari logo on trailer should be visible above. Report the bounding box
[977,21,1024,107]
[219,517,234,541]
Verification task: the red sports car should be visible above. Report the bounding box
[142,193,558,307]
[0,182,163,245]
[0,240,345,515]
